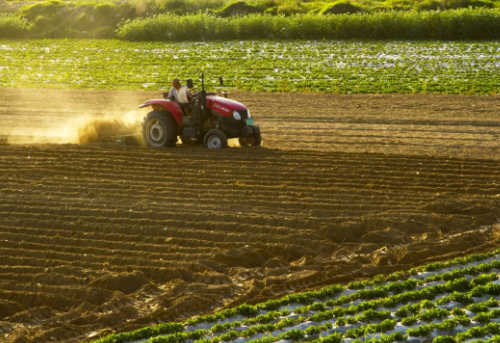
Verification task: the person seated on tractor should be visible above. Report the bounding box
[167,78,192,116]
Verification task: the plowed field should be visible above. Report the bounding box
[1,89,500,343]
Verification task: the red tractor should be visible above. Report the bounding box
[138,74,261,149]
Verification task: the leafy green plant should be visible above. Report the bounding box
[335,317,346,326]
[418,308,449,321]
[432,336,457,343]
[401,316,417,326]
[278,329,305,340]
[474,312,492,324]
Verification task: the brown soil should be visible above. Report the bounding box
[0,88,500,343]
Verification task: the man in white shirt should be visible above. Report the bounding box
[167,79,192,115]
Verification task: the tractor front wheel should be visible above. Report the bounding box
[142,111,177,148]
[204,129,228,149]
[239,133,262,147]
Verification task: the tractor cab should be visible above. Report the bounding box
[139,73,261,149]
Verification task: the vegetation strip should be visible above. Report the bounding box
[88,249,500,343]
[2,40,500,94]
[3,3,500,40]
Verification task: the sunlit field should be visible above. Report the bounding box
[2,39,500,94]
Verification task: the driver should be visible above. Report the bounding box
[167,78,192,116]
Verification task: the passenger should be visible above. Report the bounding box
[167,78,192,116]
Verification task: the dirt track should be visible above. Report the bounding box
[1,89,500,343]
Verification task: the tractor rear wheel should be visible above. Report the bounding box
[239,133,262,147]
[143,111,177,148]
[204,129,228,149]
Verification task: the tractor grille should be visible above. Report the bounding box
[237,110,249,120]
[217,109,250,132]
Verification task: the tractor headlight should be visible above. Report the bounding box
[233,111,242,120]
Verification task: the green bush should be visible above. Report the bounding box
[0,14,29,38]
[93,3,116,22]
[445,0,495,9]
[33,14,62,31]
[415,0,494,10]
[320,0,364,14]
[213,1,263,17]
[117,9,500,41]
[414,0,441,10]
[277,1,306,15]
[164,0,188,11]
[19,0,64,21]
[92,26,117,39]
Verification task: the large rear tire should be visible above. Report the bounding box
[204,129,228,149]
[239,133,262,147]
[142,111,177,148]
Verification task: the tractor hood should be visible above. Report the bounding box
[207,96,247,116]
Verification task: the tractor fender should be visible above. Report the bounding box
[138,99,183,126]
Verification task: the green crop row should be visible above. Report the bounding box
[87,249,500,343]
[350,254,500,290]
[407,316,471,337]
[189,278,500,343]
[413,250,500,273]
[425,265,500,283]
[191,297,500,343]
[4,39,500,95]
[457,322,500,341]
[310,278,500,320]
[468,335,500,343]
[185,284,344,326]
[88,273,497,343]
[350,333,408,343]
[193,320,401,343]
[185,309,500,343]
[89,322,184,343]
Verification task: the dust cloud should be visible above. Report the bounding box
[76,111,143,144]
[1,88,151,146]
[5,111,144,145]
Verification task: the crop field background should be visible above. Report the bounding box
[2,11,500,342]
[1,88,500,342]
[2,40,500,94]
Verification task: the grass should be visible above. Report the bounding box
[1,39,500,94]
